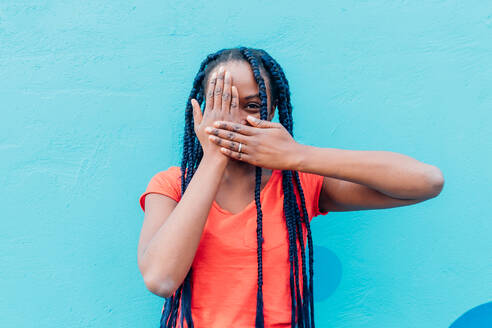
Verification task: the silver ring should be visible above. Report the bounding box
[238,142,242,153]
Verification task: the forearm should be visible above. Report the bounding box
[296,144,444,200]
[141,155,227,295]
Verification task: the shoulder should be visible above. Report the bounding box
[296,170,324,187]
[294,170,329,217]
[145,166,183,192]
[152,166,183,182]
[139,166,183,212]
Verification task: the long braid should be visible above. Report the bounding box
[239,47,268,328]
[247,52,301,327]
[255,52,303,326]
[164,47,316,328]
[287,175,305,328]
[280,170,299,326]
[291,177,309,326]
[293,171,315,328]
[258,50,316,327]
[263,57,312,324]
[283,170,305,327]
[249,49,307,327]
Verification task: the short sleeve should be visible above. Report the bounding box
[139,166,183,212]
[296,170,329,219]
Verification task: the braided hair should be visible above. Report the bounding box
[161,47,316,328]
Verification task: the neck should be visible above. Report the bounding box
[222,160,272,183]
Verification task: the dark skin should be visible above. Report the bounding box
[137,60,444,298]
[137,63,278,297]
[203,61,445,212]
[194,61,280,214]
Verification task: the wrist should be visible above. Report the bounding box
[295,145,343,177]
[202,152,229,168]
[291,142,312,172]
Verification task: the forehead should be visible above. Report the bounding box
[206,60,270,97]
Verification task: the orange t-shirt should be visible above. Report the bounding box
[139,166,329,327]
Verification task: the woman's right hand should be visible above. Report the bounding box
[191,66,239,160]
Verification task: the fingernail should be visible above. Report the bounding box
[205,126,212,133]
[247,115,258,121]
[219,66,224,73]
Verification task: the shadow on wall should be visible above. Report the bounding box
[313,246,492,328]
[313,245,343,302]
[449,301,492,327]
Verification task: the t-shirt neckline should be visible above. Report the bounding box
[212,169,280,216]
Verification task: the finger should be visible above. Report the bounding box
[222,71,232,113]
[205,72,217,111]
[213,66,225,111]
[230,85,239,113]
[219,146,252,163]
[212,120,257,136]
[191,99,202,132]
[246,115,279,128]
[208,135,249,154]
[205,127,249,144]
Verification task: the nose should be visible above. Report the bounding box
[236,113,252,126]
[230,108,249,125]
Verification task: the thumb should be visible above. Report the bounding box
[191,99,203,129]
[246,115,277,128]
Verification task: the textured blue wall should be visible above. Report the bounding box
[1,1,491,327]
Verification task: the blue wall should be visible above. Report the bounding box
[1,1,491,327]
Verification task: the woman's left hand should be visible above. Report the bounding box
[204,115,304,171]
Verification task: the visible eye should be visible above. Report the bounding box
[246,103,261,109]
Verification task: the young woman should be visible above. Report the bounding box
[137,47,444,328]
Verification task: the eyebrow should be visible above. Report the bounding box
[243,93,260,100]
